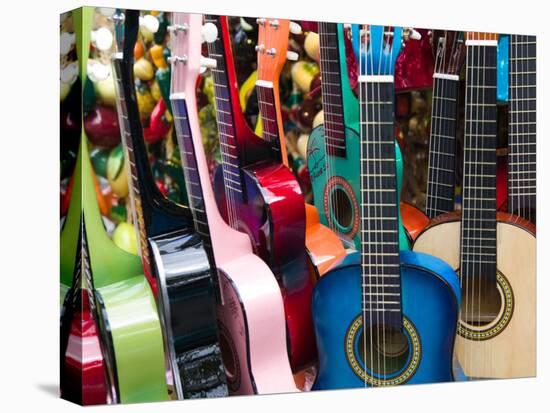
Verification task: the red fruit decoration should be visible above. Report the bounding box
[395,29,434,92]
[143,97,171,143]
[84,105,121,148]
[155,179,168,197]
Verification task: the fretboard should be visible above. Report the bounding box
[319,22,346,157]
[256,83,283,162]
[426,74,459,218]
[112,53,153,275]
[205,15,244,197]
[461,41,498,289]
[171,98,213,256]
[508,34,536,223]
[359,77,402,329]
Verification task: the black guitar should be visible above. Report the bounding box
[112,9,227,399]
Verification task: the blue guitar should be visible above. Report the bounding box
[311,25,461,389]
[307,23,411,251]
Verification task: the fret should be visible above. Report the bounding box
[429,165,454,173]
[206,21,245,199]
[460,41,498,288]
[426,74,460,219]
[359,76,402,327]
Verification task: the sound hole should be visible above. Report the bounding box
[219,333,237,380]
[330,187,353,230]
[359,325,410,376]
[460,282,503,327]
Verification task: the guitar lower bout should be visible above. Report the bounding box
[413,212,536,379]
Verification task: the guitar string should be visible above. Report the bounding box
[429,33,442,218]
[319,22,336,238]
[384,26,392,384]
[208,19,238,232]
[461,35,473,371]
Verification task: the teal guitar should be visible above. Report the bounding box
[311,25,460,390]
[307,23,409,251]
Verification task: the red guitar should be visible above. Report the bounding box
[61,218,112,405]
[208,16,318,372]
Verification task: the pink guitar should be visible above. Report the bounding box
[168,13,297,395]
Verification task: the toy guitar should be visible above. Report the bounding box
[352,25,429,246]
[61,216,111,405]
[311,25,461,390]
[507,34,536,224]
[207,15,317,372]
[113,10,228,399]
[254,18,347,277]
[425,31,465,220]
[169,12,297,395]
[306,22,362,250]
[414,32,535,378]
[79,8,169,404]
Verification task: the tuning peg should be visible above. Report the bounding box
[287,51,299,61]
[200,56,217,69]
[60,62,78,85]
[60,32,76,55]
[404,28,421,41]
[289,21,302,35]
[201,22,218,43]
[140,14,160,33]
[98,8,115,17]
[167,55,188,65]
[88,61,110,82]
[256,18,266,26]
[255,44,265,53]
[91,27,113,51]
[167,23,188,33]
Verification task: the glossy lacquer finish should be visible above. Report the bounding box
[76,8,168,405]
[312,251,460,389]
[115,10,226,399]
[209,15,316,371]
[62,289,109,405]
[170,13,296,395]
[150,229,227,398]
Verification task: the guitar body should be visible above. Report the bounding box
[413,212,536,378]
[94,275,168,403]
[307,125,361,249]
[216,254,299,395]
[308,126,411,251]
[150,228,227,399]
[400,202,430,242]
[312,250,460,389]
[214,161,317,370]
[61,289,109,405]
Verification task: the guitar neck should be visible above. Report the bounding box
[359,77,402,329]
[256,81,286,164]
[425,73,460,218]
[318,22,346,157]
[461,39,498,287]
[205,15,245,196]
[112,13,189,284]
[508,34,536,221]
[171,97,215,257]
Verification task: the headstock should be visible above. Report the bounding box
[434,31,466,75]
[466,32,498,41]
[168,13,218,95]
[256,18,302,83]
[352,25,405,76]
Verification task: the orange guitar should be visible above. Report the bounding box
[255,18,346,277]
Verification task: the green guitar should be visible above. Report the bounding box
[77,7,168,404]
[307,23,410,251]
